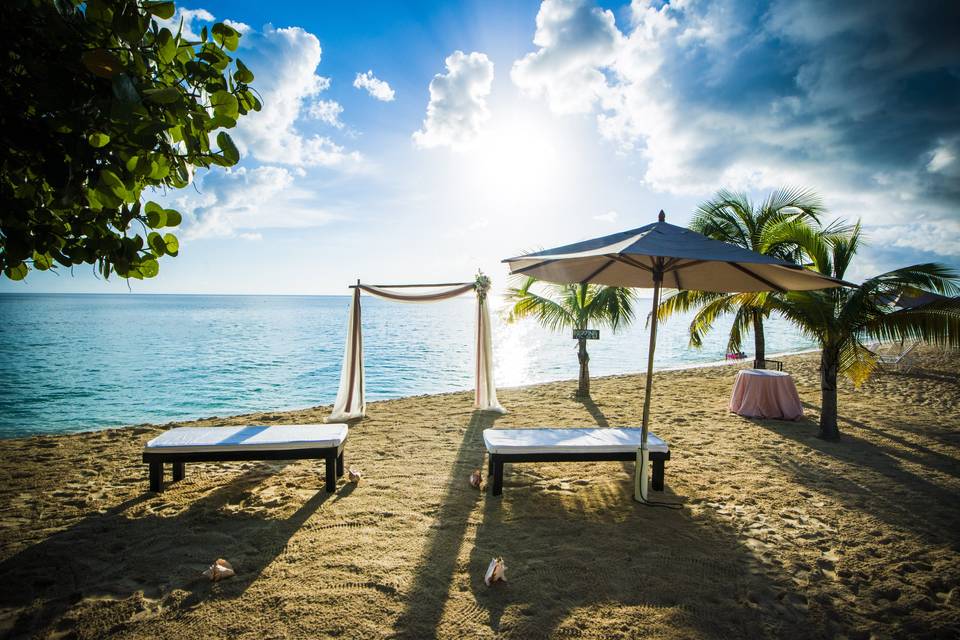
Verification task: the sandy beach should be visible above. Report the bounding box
[0,348,957,639]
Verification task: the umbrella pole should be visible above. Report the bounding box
[635,273,662,502]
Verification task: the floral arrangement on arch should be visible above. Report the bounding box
[475,271,492,302]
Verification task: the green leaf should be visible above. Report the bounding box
[81,49,123,78]
[87,132,110,148]
[32,252,53,270]
[163,233,179,256]
[165,209,182,227]
[217,131,239,164]
[156,28,177,64]
[112,74,140,104]
[147,231,166,255]
[99,169,128,199]
[4,263,29,281]
[143,86,180,104]
[143,1,175,19]
[139,259,160,278]
[212,23,240,51]
[234,59,254,84]
[145,201,167,228]
[211,90,239,119]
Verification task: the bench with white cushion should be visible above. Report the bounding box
[143,424,348,493]
[483,427,670,496]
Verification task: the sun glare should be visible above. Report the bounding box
[468,109,573,204]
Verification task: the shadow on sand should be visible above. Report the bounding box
[0,461,332,638]
[751,407,959,547]
[392,409,826,639]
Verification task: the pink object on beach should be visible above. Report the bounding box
[729,369,804,420]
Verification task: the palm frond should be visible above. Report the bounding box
[654,290,727,324]
[862,304,960,349]
[726,304,754,353]
[687,294,741,348]
[506,278,576,332]
[587,284,636,332]
[838,338,878,388]
[758,186,824,227]
[829,221,863,279]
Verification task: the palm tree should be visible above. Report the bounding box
[507,277,636,397]
[766,222,960,439]
[657,188,829,366]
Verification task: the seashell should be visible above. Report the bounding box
[484,557,506,586]
[348,467,363,483]
[203,558,235,582]
[469,469,483,490]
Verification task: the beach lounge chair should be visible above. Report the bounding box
[875,340,919,372]
[753,358,784,371]
[483,427,670,497]
[143,424,348,493]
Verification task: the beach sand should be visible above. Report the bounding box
[0,348,957,639]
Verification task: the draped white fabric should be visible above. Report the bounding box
[325,288,365,422]
[475,294,506,413]
[326,281,506,422]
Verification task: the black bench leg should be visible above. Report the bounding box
[491,457,504,497]
[487,453,494,480]
[149,462,164,492]
[336,451,344,478]
[324,455,337,493]
[652,458,665,492]
[172,462,185,483]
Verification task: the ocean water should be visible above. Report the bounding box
[0,293,816,437]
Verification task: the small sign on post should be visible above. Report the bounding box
[572,329,599,340]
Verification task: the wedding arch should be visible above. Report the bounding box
[325,273,506,422]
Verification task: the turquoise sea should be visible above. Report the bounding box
[0,293,816,437]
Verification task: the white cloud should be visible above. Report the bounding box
[868,221,960,259]
[511,0,622,114]
[353,70,396,101]
[413,51,495,150]
[511,0,960,267]
[154,7,215,41]
[927,139,958,176]
[308,99,345,129]
[174,166,337,240]
[593,210,618,223]
[223,19,252,35]
[230,25,361,168]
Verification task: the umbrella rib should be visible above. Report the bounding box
[580,259,616,284]
[670,259,707,271]
[728,262,787,293]
[511,259,556,276]
[611,255,653,272]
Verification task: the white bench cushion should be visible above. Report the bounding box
[145,424,348,454]
[483,427,669,455]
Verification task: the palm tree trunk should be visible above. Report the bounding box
[819,346,840,440]
[577,338,590,397]
[753,310,766,368]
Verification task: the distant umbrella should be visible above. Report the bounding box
[503,211,848,502]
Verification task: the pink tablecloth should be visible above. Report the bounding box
[729,369,804,420]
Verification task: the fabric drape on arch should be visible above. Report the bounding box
[325,281,506,422]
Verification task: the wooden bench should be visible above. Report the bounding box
[143,424,348,493]
[483,427,670,497]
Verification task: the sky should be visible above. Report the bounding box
[5,0,959,295]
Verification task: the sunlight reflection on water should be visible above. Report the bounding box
[0,293,815,436]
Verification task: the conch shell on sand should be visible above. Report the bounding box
[484,557,506,586]
[469,469,483,490]
[348,467,363,483]
[202,558,235,582]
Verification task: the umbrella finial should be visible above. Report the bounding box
[658,210,666,222]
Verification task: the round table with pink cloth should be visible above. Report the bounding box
[729,369,804,420]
